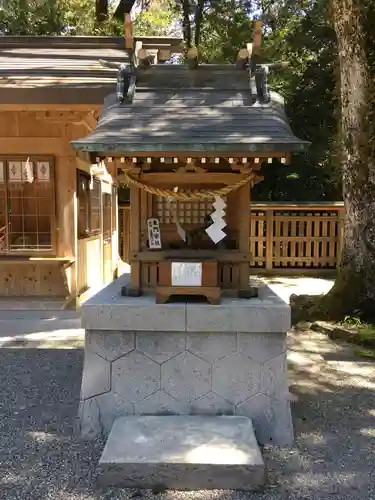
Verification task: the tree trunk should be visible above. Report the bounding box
[179,0,192,48]
[113,0,137,20]
[322,0,375,319]
[194,0,205,47]
[96,0,108,22]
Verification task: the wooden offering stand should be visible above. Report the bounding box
[156,259,220,305]
[155,213,220,304]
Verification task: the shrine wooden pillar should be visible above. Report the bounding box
[237,184,251,289]
[129,185,141,291]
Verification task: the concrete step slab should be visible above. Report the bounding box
[0,297,68,311]
[98,415,265,491]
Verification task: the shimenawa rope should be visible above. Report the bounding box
[122,171,254,201]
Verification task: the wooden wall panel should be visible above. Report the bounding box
[103,240,113,283]
[77,236,102,293]
[18,112,62,137]
[0,262,70,297]
[0,112,19,136]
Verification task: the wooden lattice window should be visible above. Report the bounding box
[0,158,55,254]
[154,196,222,224]
[77,171,101,238]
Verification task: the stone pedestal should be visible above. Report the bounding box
[98,415,265,490]
[79,277,293,446]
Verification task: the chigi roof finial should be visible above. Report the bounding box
[255,62,290,104]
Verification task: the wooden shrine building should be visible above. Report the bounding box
[0,35,182,306]
[72,28,309,304]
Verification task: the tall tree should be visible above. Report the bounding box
[316,0,375,319]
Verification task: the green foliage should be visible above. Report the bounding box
[134,0,178,36]
[253,0,340,201]
[170,1,255,60]
[0,0,122,35]
[199,1,254,63]
[0,0,341,202]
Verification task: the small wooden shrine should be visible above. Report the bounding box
[72,19,309,304]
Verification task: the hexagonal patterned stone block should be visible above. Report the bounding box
[259,354,289,401]
[112,351,160,404]
[190,392,234,416]
[96,392,135,434]
[186,332,237,363]
[86,330,135,362]
[79,398,101,439]
[136,332,185,364]
[81,351,110,400]
[236,393,294,446]
[161,351,211,403]
[212,352,260,405]
[135,390,187,415]
[238,332,287,363]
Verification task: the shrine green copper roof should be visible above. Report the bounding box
[70,65,310,155]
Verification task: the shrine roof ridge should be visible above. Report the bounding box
[132,65,253,91]
[0,35,182,49]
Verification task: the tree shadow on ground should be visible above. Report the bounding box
[0,335,374,500]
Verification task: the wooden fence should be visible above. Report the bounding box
[119,202,345,273]
[249,202,344,272]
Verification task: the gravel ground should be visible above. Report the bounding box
[0,327,374,500]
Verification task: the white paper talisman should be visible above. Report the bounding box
[175,221,186,242]
[205,196,227,244]
[22,159,34,183]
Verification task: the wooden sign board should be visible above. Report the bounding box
[171,262,202,287]
[147,218,162,249]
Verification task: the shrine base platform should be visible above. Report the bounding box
[79,275,294,447]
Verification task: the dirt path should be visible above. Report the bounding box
[0,327,374,500]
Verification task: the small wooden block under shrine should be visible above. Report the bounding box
[156,260,220,304]
[156,286,220,305]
